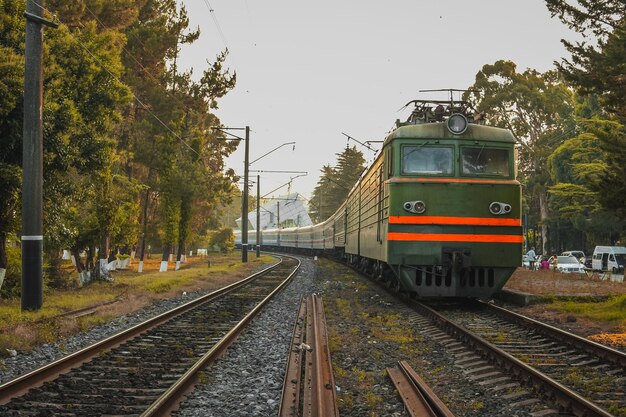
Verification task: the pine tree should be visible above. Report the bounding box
[309,146,365,222]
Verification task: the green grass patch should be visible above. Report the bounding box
[0,285,119,326]
[549,294,626,325]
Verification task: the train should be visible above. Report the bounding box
[237,99,522,297]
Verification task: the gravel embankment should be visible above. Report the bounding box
[174,256,320,417]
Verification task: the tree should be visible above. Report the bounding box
[309,165,335,223]
[117,0,236,271]
[547,0,626,228]
[465,61,575,253]
[309,146,365,222]
[0,0,25,287]
[546,0,626,119]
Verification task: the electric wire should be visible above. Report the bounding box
[201,0,229,51]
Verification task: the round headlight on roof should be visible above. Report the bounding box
[447,113,468,134]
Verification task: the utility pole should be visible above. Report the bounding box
[277,201,280,247]
[241,126,250,262]
[213,126,251,263]
[256,175,261,257]
[22,1,57,311]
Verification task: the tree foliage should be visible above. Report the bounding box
[0,0,238,290]
[465,60,575,253]
[309,146,365,222]
[546,0,626,246]
[546,0,626,119]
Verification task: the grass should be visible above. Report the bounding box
[0,252,277,353]
[549,294,626,327]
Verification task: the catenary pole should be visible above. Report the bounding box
[256,175,261,257]
[241,126,250,262]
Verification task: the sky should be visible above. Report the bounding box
[178,0,577,201]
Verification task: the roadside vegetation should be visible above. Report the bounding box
[550,294,626,327]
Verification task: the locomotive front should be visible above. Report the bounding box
[383,102,522,297]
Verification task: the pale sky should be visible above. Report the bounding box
[178,0,576,201]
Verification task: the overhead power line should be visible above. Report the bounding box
[202,0,229,50]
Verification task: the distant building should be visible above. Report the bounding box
[236,193,312,230]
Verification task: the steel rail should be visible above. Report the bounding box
[411,301,616,417]
[0,258,284,404]
[140,256,301,417]
[481,300,626,368]
[278,297,308,417]
[279,294,339,417]
[304,294,340,417]
[387,360,456,417]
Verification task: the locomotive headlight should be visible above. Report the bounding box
[489,201,512,215]
[403,200,426,214]
[489,202,502,214]
[447,113,468,135]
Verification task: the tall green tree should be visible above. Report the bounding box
[547,0,626,224]
[546,0,626,119]
[465,60,575,253]
[309,165,335,223]
[0,0,136,286]
[0,0,24,286]
[118,0,236,270]
[309,146,365,222]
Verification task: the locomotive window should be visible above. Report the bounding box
[461,147,510,177]
[402,146,452,175]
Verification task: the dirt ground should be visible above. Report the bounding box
[503,268,626,349]
[504,268,626,296]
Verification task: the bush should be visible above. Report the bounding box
[1,244,21,299]
[209,227,235,253]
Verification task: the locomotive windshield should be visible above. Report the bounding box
[461,147,509,177]
[402,145,452,175]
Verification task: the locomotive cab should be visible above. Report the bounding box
[379,103,522,298]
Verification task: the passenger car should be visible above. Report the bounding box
[555,255,585,273]
[561,250,590,268]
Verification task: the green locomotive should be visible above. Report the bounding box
[248,99,522,298]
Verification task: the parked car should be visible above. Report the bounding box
[554,255,586,274]
[561,250,591,268]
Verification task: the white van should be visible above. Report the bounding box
[592,246,626,272]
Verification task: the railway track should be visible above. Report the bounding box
[279,294,339,417]
[0,256,300,417]
[413,300,625,417]
[387,360,456,417]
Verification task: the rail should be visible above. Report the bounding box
[141,257,301,417]
[481,300,626,368]
[0,257,285,405]
[387,360,456,417]
[411,301,616,417]
[279,294,339,417]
